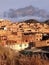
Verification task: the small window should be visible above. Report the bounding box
[40,35,42,37]
[15,41,17,43]
[47,42,49,44]
[25,44,26,46]
[26,40,28,42]
[40,39,42,41]
[20,29,22,30]
[20,44,22,47]
[12,32,17,35]
[36,39,38,40]
[19,25,21,28]
[28,30,31,31]
[35,29,37,31]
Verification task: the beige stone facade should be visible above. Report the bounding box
[0,19,49,50]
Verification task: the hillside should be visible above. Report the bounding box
[0,45,16,65]
[0,45,49,65]
[23,19,39,23]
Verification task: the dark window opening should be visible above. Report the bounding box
[27,30,31,31]
[25,44,26,46]
[35,29,37,31]
[1,26,5,27]
[42,35,49,40]
[20,29,22,30]
[24,33,34,35]
[15,41,17,43]
[29,42,35,48]
[19,25,22,28]
[6,41,10,45]
[40,39,42,41]
[26,40,28,42]
[12,32,17,35]
[20,44,22,47]
[20,28,23,31]
[47,42,49,44]
[36,39,38,40]
[1,36,7,40]
[0,28,4,30]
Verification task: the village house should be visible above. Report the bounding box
[0,19,49,51]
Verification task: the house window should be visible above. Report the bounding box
[19,25,21,28]
[35,29,37,31]
[36,39,38,40]
[15,41,17,43]
[20,44,22,47]
[47,42,49,44]
[25,44,26,46]
[27,30,31,31]
[12,32,17,35]
[26,40,28,42]
[40,35,42,37]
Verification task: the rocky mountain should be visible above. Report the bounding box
[23,19,39,23]
[2,5,49,22]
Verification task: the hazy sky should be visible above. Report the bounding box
[0,0,49,12]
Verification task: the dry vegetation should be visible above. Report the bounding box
[0,45,49,65]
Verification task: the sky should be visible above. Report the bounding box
[0,0,49,12]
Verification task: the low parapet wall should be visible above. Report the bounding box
[5,43,29,51]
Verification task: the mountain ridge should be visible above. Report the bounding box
[2,5,49,22]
